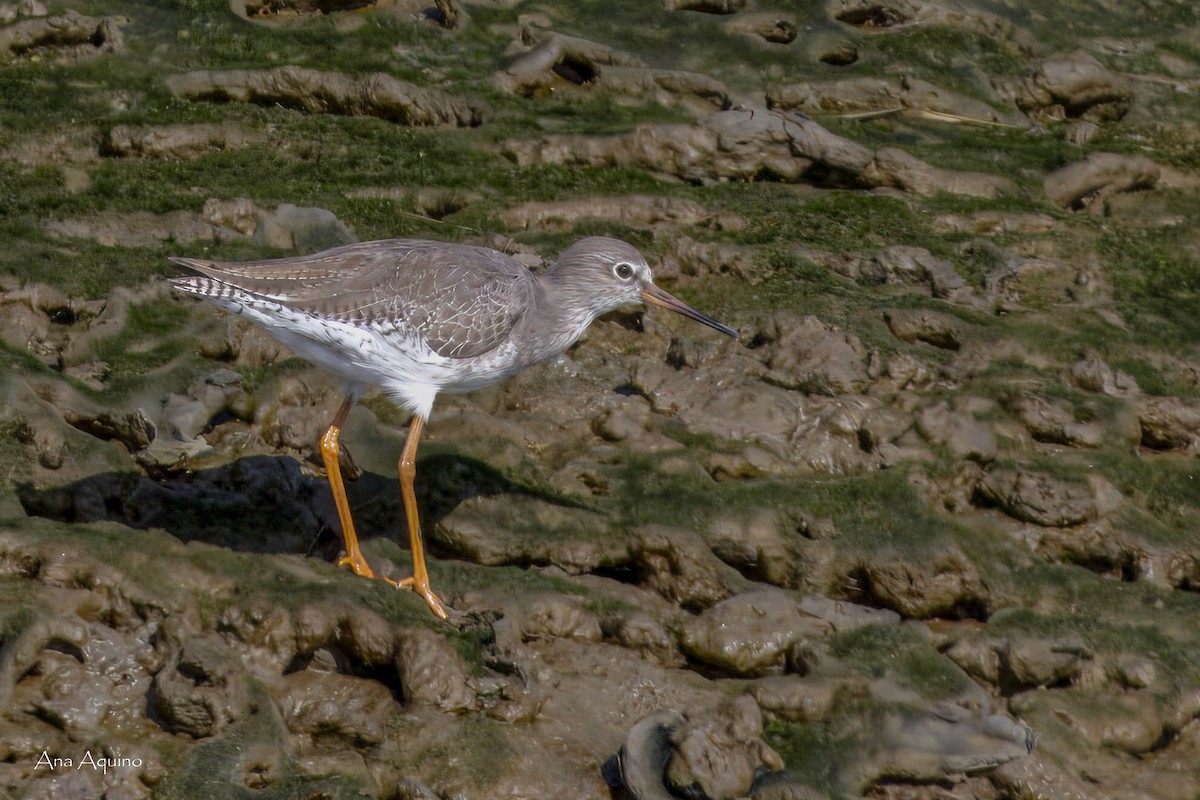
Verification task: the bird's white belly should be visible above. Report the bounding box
[222,297,531,418]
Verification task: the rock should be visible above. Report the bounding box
[496,28,727,110]
[884,308,961,350]
[786,395,894,473]
[768,77,903,115]
[725,12,797,44]
[915,400,998,461]
[855,704,1034,787]
[279,670,395,746]
[46,210,247,247]
[709,106,875,180]
[1069,358,1140,396]
[797,594,901,631]
[201,196,259,236]
[499,195,728,232]
[217,601,295,677]
[608,610,679,665]
[589,65,729,110]
[101,124,260,158]
[338,606,402,667]
[602,710,685,800]
[1004,636,1090,690]
[863,146,1013,198]
[663,238,766,285]
[429,0,466,30]
[628,525,745,610]
[160,370,249,443]
[975,468,1115,528]
[768,76,1028,128]
[30,622,155,737]
[750,675,869,721]
[505,106,890,188]
[810,32,859,66]
[395,628,477,712]
[663,0,745,12]
[852,546,989,618]
[944,633,1002,686]
[762,315,871,394]
[0,10,123,63]
[166,66,487,127]
[829,0,1032,54]
[516,594,603,643]
[681,588,826,676]
[61,407,156,452]
[932,211,1058,236]
[1111,655,1157,690]
[393,777,444,800]
[898,76,1027,126]
[0,301,54,366]
[1137,396,1200,451]
[432,493,619,572]
[704,442,792,481]
[1028,689,1165,755]
[1066,120,1101,145]
[588,398,658,447]
[150,633,250,738]
[750,774,833,799]
[874,351,936,393]
[252,203,355,252]
[508,26,646,72]
[985,248,1067,309]
[705,510,801,588]
[1008,393,1104,448]
[0,2,49,24]
[876,246,975,302]
[998,51,1132,122]
[0,282,106,367]
[57,286,137,368]
[1044,152,1160,212]
[665,695,783,798]
[1036,524,1139,581]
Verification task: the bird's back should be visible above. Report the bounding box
[171,239,538,360]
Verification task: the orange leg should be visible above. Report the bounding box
[320,394,376,579]
[395,414,449,619]
[320,399,447,619]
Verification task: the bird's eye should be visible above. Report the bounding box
[614,262,635,281]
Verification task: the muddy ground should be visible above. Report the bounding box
[1,0,1199,798]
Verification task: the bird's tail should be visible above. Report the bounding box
[168,256,245,301]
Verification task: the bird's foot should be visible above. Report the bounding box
[337,552,376,579]
[337,553,449,620]
[398,576,450,620]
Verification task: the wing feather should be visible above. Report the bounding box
[170,240,534,360]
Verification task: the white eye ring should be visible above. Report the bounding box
[614,262,635,281]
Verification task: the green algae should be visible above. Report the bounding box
[765,717,860,799]
[389,711,519,792]
[828,623,974,700]
[988,586,1200,702]
[154,680,369,800]
[1101,223,1200,348]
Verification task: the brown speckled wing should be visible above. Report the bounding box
[171,239,534,360]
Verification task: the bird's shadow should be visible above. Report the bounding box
[15,451,552,563]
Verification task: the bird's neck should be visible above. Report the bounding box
[525,268,606,362]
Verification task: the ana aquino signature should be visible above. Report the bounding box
[35,750,143,775]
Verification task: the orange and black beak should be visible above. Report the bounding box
[642,284,738,338]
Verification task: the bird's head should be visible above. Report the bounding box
[552,237,738,337]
